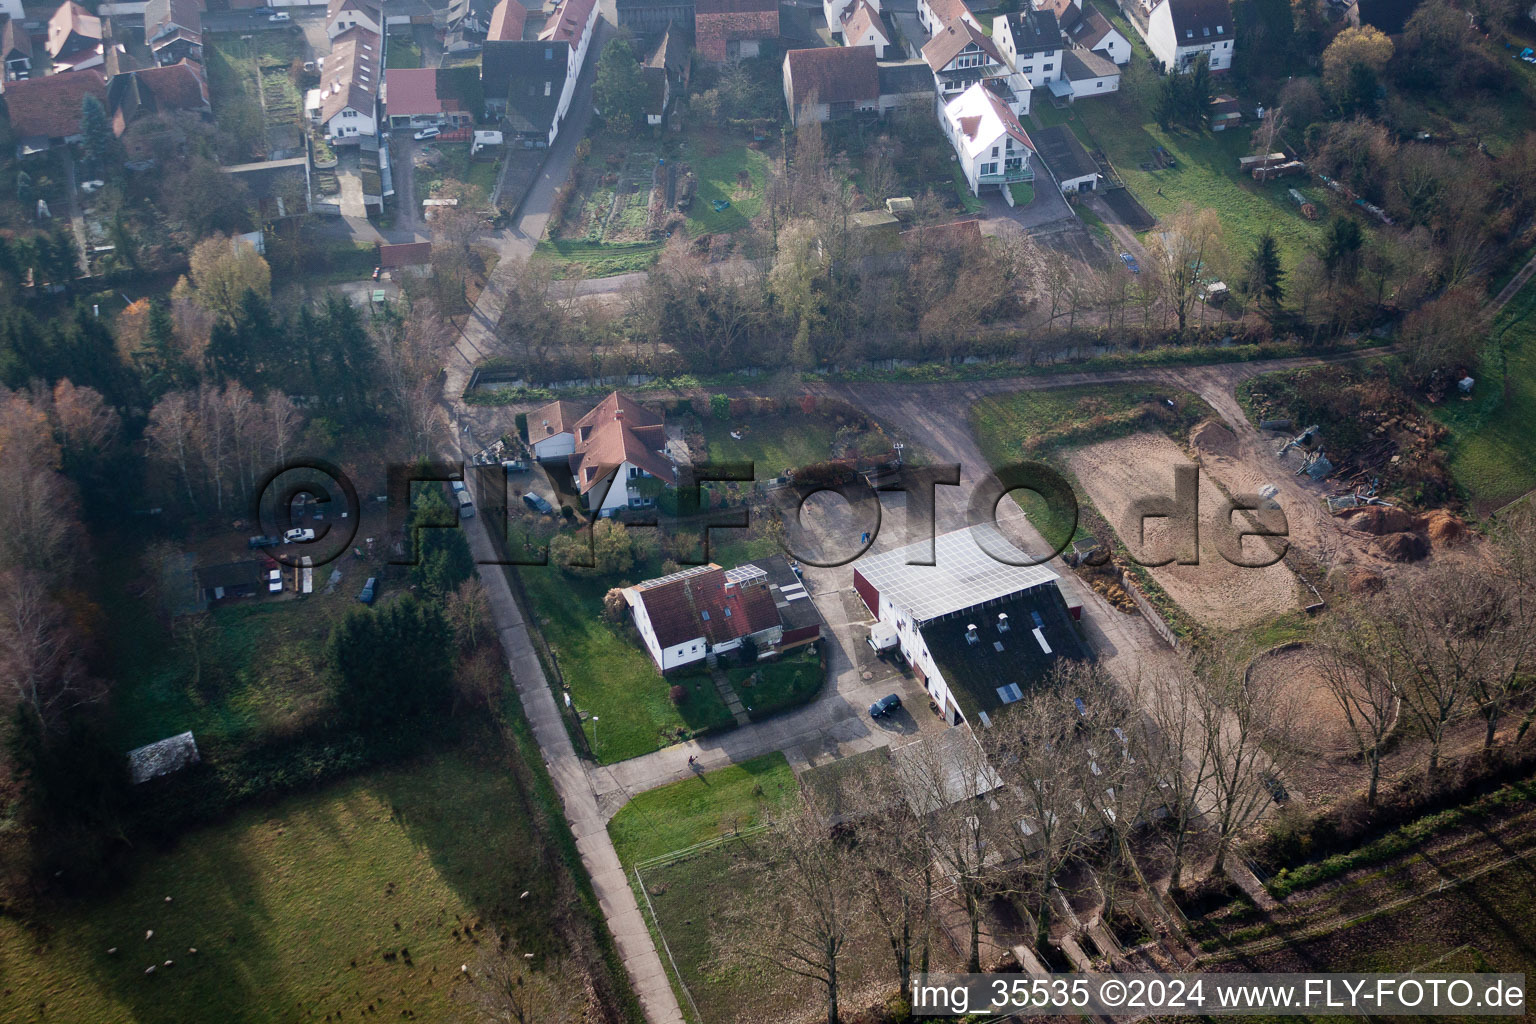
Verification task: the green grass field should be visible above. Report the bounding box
[385,37,421,68]
[515,564,735,763]
[702,414,840,482]
[607,752,798,866]
[0,738,577,1023]
[730,647,824,722]
[1433,279,1536,516]
[532,238,664,278]
[679,140,769,235]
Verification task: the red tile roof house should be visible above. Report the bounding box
[623,563,785,671]
[527,397,584,461]
[695,0,781,62]
[564,391,678,517]
[46,0,103,72]
[382,67,470,131]
[485,0,528,39]
[782,44,878,125]
[3,68,108,154]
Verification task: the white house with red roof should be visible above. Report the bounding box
[317,26,380,143]
[382,67,470,130]
[921,17,1011,102]
[623,563,788,671]
[327,0,382,40]
[941,80,1036,198]
[564,391,678,517]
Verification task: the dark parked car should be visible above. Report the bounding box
[248,535,280,549]
[358,577,377,605]
[1261,772,1289,804]
[869,693,902,718]
[522,492,554,515]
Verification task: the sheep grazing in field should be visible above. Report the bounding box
[144,966,156,976]
[188,948,198,954]
[520,891,529,899]
[522,953,534,960]
[163,960,174,968]
[107,948,118,955]
[145,930,154,941]
[164,897,173,903]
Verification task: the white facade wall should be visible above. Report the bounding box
[627,591,707,670]
[326,106,376,140]
[1144,2,1231,72]
[874,589,960,721]
[328,8,382,39]
[1069,70,1118,97]
[532,431,576,460]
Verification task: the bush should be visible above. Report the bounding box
[669,684,687,704]
[709,393,730,419]
[515,411,529,441]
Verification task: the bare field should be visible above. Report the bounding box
[1068,433,1300,630]
[1246,644,1357,757]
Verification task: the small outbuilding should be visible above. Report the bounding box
[127,731,202,785]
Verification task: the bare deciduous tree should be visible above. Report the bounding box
[1316,609,1401,806]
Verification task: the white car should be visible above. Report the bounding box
[283,527,316,543]
[267,569,283,594]
[268,11,291,21]
[414,126,441,141]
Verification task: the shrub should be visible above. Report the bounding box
[709,393,730,419]
[669,684,687,704]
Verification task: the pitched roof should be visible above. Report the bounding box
[645,23,688,73]
[922,17,1004,73]
[1061,44,1116,79]
[538,0,596,43]
[630,563,782,649]
[1001,7,1061,52]
[3,16,34,59]
[877,61,935,96]
[1031,122,1098,181]
[47,1,101,58]
[1164,0,1231,41]
[108,59,210,129]
[568,391,674,495]
[385,67,441,115]
[1074,4,1118,48]
[482,39,566,132]
[530,398,583,437]
[126,730,201,785]
[840,0,887,43]
[901,218,982,248]
[378,240,433,266]
[328,0,382,22]
[785,45,878,109]
[486,0,527,39]
[943,81,1033,158]
[1041,0,1084,33]
[145,0,203,45]
[3,69,107,139]
[924,0,974,29]
[640,64,667,114]
[695,0,780,60]
[319,26,380,122]
[852,523,1058,624]
[1351,0,1418,34]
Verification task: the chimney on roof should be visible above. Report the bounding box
[997,612,1010,633]
[965,623,979,645]
[614,408,624,421]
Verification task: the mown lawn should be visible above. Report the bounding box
[531,238,663,278]
[731,647,824,722]
[679,139,769,235]
[1433,278,1536,516]
[702,414,840,482]
[607,752,798,866]
[516,563,735,763]
[385,37,421,68]
[0,739,576,1024]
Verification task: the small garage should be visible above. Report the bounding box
[1031,123,1102,194]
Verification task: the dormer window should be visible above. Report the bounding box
[1202,26,1210,34]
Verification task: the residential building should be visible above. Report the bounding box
[994,7,1062,89]
[624,556,821,672]
[640,63,668,124]
[853,524,1087,728]
[107,59,210,136]
[486,0,527,39]
[528,398,582,460]
[921,17,1008,101]
[1062,46,1119,97]
[695,0,780,62]
[1030,121,1100,191]
[383,67,471,130]
[2,17,33,83]
[615,0,696,35]
[1141,0,1233,72]
[838,0,890,57]
[480,40,566,144]
[318,26,380,143]
[4,69,109,154]
[1041,0,1129,64]
[566,391,677,516]
[378,240,433,267]
[783,45,878,124]
[644,24,690,97]
[939,79,1035,197]
[1345,0,1422,34]
[0,0,24,26]
[145,0,204,67]
[327,0,383,40]
[47,1,102,72]
[917,0,978,36]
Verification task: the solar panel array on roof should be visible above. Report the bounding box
[636,563,718,590]
[853,524,1058,623]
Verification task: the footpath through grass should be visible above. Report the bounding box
[607,752,798,866]
[0,738,576,1024]
[1433,278,1536,516]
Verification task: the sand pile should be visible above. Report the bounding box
[1338,506,1417,535]
[1417,509,1468,548]
[1376,531,1430,562]
[1347,568,1384,595]
[1190,420,1238,457]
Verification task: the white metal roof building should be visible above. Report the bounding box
[853,524,1084,726]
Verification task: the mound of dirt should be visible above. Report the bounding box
[1338,506,1417,535]
[1190,420,1238,457]
[1347,568,1384,595]
[1376,531,1430,562]
[1417,509,1469,548]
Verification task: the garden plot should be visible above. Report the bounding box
[1068,433,1301,630]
